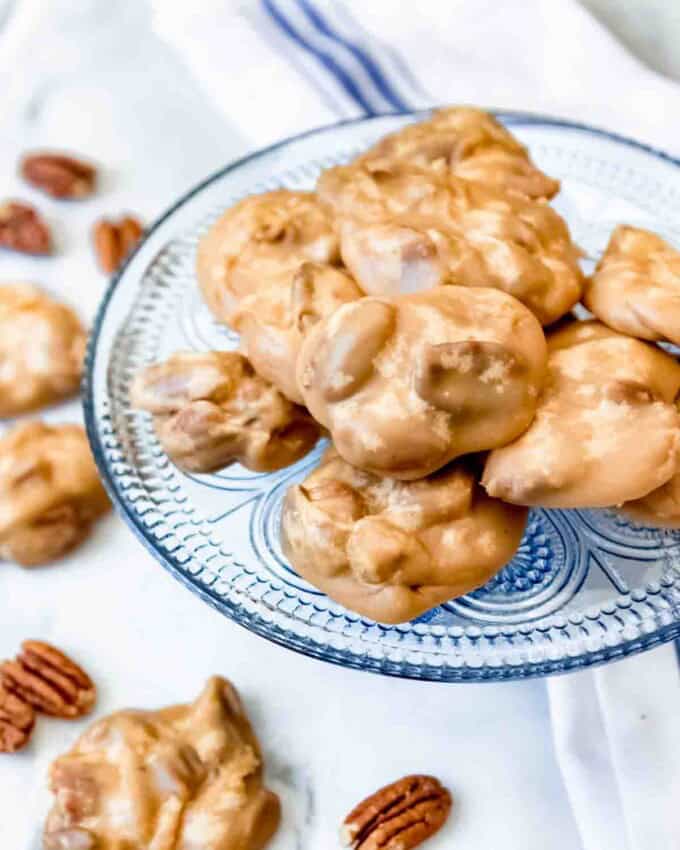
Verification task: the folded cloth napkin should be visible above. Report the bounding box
[151,0,680,155]
[151,2,680,848]
[550,647,680,850]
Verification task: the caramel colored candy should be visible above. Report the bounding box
[585,224,680,346]
[298,286,547,480]
[0,422,110,566]
[483,321,680,508]
[44,677,280,850]
[0,284,85,417]
[282,447,527,624]
[320,161,582,325]
[131,350,319,473]
[372,106,559,199]
[197,190,339,326]
[233,262,362,403]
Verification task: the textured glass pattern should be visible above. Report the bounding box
[84,113,680,681]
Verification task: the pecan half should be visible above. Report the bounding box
[93,215,143,274]
[342,775,452,850]
[21,153,96,199]
[1,641,95,719]
[0,683,35,753]
[0,201,51,254]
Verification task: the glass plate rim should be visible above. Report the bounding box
[83,108,680,682]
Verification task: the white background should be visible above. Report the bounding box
[0,2,678,849]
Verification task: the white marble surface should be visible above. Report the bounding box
[0,2,675,848]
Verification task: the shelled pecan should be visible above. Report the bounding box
[1,641,95,719]
[21,153,96,199]
[0,201,51,255]
[342,775,452,850]
[93,215,143,274]
[0,683,35,753]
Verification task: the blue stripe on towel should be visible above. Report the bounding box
[250,3,350,118]
[294,0,410,111]
[261,0,375,115]
[340,0,433,104]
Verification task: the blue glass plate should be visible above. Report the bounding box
[84,111,680,681]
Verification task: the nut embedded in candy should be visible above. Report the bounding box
[197,190,340,326]
[372,106,560,199]
[414,340,528,417]
[320,162,582,325]
[318,159,453,223]
[0,284,86,417]
[131,350,320,473]
[297,286,547,480]
[1,640,95,719]
[232,262,362,403]
[43,676,281,850]
[281,447,528,624]
[483,320,680,508]
[321,107,559,202]
[0,422,110,567]
[309,299,396,404]
[585,224,680,346]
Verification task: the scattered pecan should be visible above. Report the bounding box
[0,201,51,255]
[93,215,143,274]
[1,640,95,719]
[0,683,35,753]
[342,775,452,850]
[20,153,96,199]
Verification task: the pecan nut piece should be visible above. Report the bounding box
[342,775,452,850]
[21,153,96,199]
[93,215,143,274]
[0,683,35,753]
[0,201,51,255]
[1,640,95,719]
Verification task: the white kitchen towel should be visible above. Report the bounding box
[151,0,680,155]
[150,2,680,849]
[549,647,680,850]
